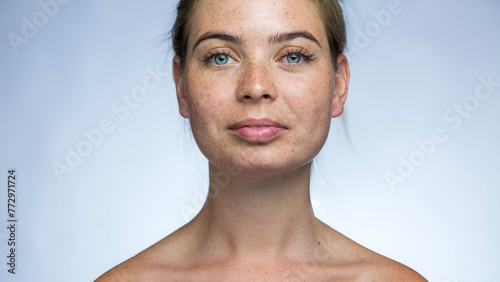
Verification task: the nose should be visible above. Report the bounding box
[236,61,278,102]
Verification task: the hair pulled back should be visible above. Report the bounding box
[170,0,346,69]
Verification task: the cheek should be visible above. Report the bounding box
[185,72,231,130]
[286,74,334,151]
[185,64,242,114]
[283,74,334,121]
[312,73,334,115]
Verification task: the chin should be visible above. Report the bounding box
[200,132,326,176]
[209,152,315,179]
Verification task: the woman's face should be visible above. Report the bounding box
[173,0,349,177]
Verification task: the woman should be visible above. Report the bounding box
[98,0,427,280]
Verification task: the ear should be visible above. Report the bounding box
[331,54,350,118]
[173,55,189,118]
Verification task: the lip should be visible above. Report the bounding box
[229,119,287,143]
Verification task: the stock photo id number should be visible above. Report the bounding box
[6,170,17,275]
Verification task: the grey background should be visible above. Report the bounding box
[0,0,499,281]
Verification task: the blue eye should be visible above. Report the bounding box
[214,54,229,65]
[286,53,302,64]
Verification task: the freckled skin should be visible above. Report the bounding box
[96,0,427,281]
[181,0,336,177]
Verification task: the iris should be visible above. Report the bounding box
[287,53,301,64]
[214,54,229,65]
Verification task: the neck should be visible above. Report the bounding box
[190,162,320,263]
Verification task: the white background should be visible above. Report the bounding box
[1,0,499,281]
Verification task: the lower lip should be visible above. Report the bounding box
[230,126,285,143]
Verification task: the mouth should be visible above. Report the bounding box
[229,119,287,143]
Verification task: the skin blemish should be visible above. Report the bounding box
[180,0,339,174]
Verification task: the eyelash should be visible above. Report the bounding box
[280,48,316,63]
[201,50,232,64]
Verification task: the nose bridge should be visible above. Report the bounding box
[247,59,268,83]
[237,56,276,101]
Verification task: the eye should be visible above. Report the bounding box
[279,48,315,65]
[201,50,236,66]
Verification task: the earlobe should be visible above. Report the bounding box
[173,55,189,118]
[331,54,350,118]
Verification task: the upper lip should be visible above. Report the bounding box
[229,119,287,130]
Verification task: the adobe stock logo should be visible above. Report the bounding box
[385,75,500,191]
[7,0,71,54]
[349,0,405,55]
[51,64,169,183]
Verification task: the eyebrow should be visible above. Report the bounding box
[192,31,322,51]
[269,31,322,48]
[193,32,244,51]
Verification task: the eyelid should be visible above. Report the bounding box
[277,47,316,64]
[200,48,238,65]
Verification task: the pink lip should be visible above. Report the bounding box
[229,119,287,143]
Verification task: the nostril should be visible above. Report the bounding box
[263,94,270,99]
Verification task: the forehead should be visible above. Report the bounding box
[189,0,325,45]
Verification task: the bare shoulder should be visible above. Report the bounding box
[95,226,194,281]
[315,220,427,281]
[356,257,427,281]
[94,251,168,282]
[320,241,428,281]
[95,260,136,282]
